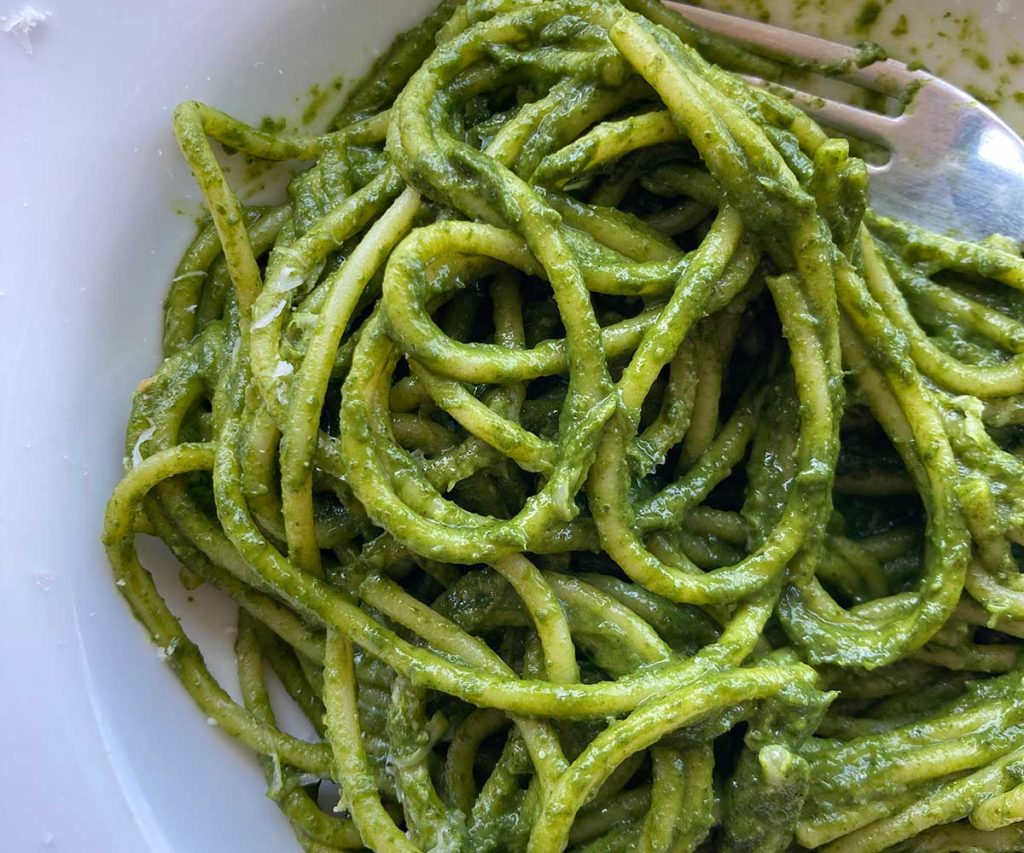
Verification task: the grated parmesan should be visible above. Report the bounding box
[131,422,155,468]
[272,359,294,379]
[272,264,305,293]
[2,5,50,55]
[251,298,286,330]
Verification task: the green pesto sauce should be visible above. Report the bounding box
[702,0,1024,131]
[300,76,345,127]
[855,1,885,34]
[259,115,288,134]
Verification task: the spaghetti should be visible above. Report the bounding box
[103,1,1024,850]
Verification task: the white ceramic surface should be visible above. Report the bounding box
[0,2,1020,851]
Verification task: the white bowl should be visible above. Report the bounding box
[1,1,1021,850]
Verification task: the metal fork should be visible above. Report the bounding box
[664,2,1024,241]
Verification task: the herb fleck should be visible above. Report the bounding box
[855,1,883,32]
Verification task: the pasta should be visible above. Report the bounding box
[102,1,1024,850]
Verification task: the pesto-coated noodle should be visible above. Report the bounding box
[103,1,1024,850]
